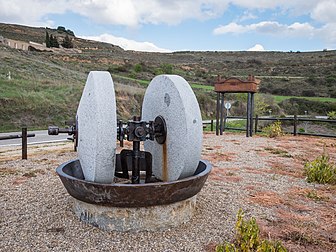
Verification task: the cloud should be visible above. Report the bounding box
[238,11,257,22]
[311,0,336,24]
[0,0,69,27]
[213,21,315,38]
[213,22,246,35]
[0,0,334,29]
[247,44,265,51]
[0,0,335,48]
[0,0,334,27]
[0,0,229,27]
[80,33,171,53]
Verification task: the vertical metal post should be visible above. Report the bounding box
[215,92,220,135]
[22,127,27,159]
[223,111,227,132]
[294,114,297,136]
[246,93,251,137]
[210,119,213,132]
[222,93,226,133]
[132,141,140,184]
[220,93,225,135]
[131,116,141,184]
[255,114,259,134]
[250,93,254,137]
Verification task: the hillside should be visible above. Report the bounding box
[1,22,336,131]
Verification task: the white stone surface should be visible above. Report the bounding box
[77,71,117,183]
[142,75,202,181]
[73,196,197,232]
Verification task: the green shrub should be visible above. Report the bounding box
[161,63,173,74]
[216,209,287,252]
[298,128,305,133]
[154,63,173,75]
[134,63,143,73]
[304,152,336,185]
[327,111,336,119]
[263,121,284,138]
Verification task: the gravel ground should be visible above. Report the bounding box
[0,133,335,252]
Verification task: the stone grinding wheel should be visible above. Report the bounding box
[142,75,203,182]
[77,71,117,183]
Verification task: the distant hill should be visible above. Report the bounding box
[0,22,335,131]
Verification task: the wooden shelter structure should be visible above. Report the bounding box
[214,75,260,137]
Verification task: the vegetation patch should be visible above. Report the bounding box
[263,121,284,138]
[305,190,329,202]
[216,209,287,252]
[0,168,19,177]
[304,151,336,184]
[264,147,292,158]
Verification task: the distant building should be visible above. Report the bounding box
[0,37,29,50]
[0,35,81,53]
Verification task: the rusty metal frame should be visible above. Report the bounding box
[56,158,212,207]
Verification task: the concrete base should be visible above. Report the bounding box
[73,196,197,232]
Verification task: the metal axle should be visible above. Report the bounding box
[49,115,167,184]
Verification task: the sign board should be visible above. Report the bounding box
[224,102,231,110]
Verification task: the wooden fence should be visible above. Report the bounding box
[203,116,336,138]
[0,127,35,159]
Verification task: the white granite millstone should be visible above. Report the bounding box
[142,75,202,182]
[77,71,117,183]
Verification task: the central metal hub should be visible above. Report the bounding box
[116,115,167,184]
[49,115,167,184]
[153,115,167,144]
[120,115,167,145]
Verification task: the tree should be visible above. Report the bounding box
[66,29,75,36]
[45,30,51,48]
[49,34,59,48]
[57,26,66,32]
[61,35,73,48]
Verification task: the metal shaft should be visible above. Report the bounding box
[132,141,140,184]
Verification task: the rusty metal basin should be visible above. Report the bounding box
[56,158,212,208]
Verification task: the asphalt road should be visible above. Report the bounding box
[0,130,70,147]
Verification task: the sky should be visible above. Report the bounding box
[0,0,335,52]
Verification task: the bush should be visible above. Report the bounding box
[327,111,336,119]
[61,35,73,48]
[301,90,316,97]
[304,152,336,185]
[216,209,287,252]
[279,98,336,115]
[263,121,284,138]
[57,26,66,32]
[161,63,173,74]
[134,63,142,73]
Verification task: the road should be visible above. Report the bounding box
[0,130,70,147]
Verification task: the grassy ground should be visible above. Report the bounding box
[274,95,336,103]
[0,77,83,132]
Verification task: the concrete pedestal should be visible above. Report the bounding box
[73,196,197,232]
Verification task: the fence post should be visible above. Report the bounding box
[210,119,213,132]
[22,127,27,159]
[255,115,258,134]
[293,114,297,136]
[215,93,220,135]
